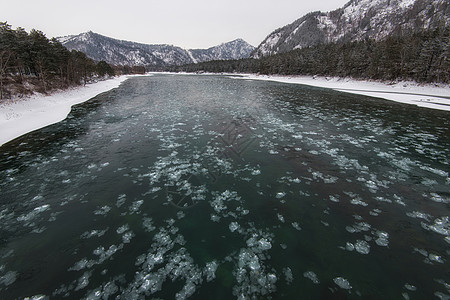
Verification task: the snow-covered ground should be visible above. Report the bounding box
[235,74,450,111]
[0,75,131,147]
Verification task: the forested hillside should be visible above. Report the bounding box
[170,28,449,83]
[252,0,449,58]
[0,22,116,100]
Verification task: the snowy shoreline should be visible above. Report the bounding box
[0,75,131,147]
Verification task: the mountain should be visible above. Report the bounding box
[57,32,255,66]
[188,39,255,63]
[252,0,449,58]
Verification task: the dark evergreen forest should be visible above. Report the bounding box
[168,28,449,84]
[0,22,116,99]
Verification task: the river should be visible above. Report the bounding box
[0,74,449,299]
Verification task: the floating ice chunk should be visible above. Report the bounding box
[374,231,389,247]
[427,217,450,236]
[34,205,50,214]
[404,283,417,291]
[21,294,49,300]
[75,271,91,291]
[291,222,302,231]
[334,277,352,289]
[413,247,428,258]
[346,226,357,233]
[257,238,272,251]
[291,177,301,183]
[434,291,450,300]
[94,205,111,216]
[375,196,392,203]
[116,224,129,235]
[150,187,162,193]
[17,204,50,223]
[429,253,444,264]
[210,214,220,222]
[283,267,293,284]
[350,198,368,206]
[303,271,319,284]
[129,200,144,213]
[116,194,126,207]
[142,217,156,232]
[251,169,261,176]
[393,194,406,206]
[276,192,286,199]
[210,190,241,214]
[204,261,218,282]
[406,211,431,221]
[329,195,340,203]
[81,228,108,239]
[277,213,285,223]
[420,166,448,177]
[237,207,249,216]
[177,211,185,219]
[70,258,89,271]
[346,222,371,233]
[176,281,197,300]
[229,222,240,233]
[122,231,134,243]
[422,178,438,186]
[0,270,17,286]
[369,209,382,216]
[430,193,450,204]
[345,242,355,251]
[355,240,370,254]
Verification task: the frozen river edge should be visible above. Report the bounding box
[0,75,132,147]
[232,73,450,112]
[0,72,449,147]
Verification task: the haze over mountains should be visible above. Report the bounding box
[252,0,448,58]
[58,32,255,67]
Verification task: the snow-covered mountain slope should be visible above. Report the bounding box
[189,39,255,63]
[252,0,449,58]
[57,32,255,66]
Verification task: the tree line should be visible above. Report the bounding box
[169,27,449,84]
[0,22,118,99]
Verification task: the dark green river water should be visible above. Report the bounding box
[0,74,449,299]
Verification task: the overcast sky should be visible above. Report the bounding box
[3,0,349,49]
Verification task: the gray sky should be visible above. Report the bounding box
[3,0,349,49]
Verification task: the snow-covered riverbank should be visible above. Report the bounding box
[0,75,131,147]
[235,74,450,112]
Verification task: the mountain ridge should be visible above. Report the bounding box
[57,31,255,67]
